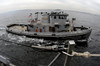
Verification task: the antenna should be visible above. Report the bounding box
[35,12,39,20]
[28,13,33,22]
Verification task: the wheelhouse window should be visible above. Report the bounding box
[55,25,59,28]
[62,16,64,19]
[65,24,69,28]
[59,16,61,19]
[58,16,66,19]
[64,16,67,19]
[54,16,56,19]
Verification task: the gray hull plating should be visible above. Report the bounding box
[6,24,92,42]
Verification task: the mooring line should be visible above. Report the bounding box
[62,51,100,58]
[2,38,100,58]
[62,51,73,57]
[72,51,100,58]
[48,52,61,66]
[64,54,67,66]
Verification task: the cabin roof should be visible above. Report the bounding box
[49,14,68,16]
[49,12,68,16]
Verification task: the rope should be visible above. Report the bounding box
[1,36,100,59]
[62,51,73,57]
[48,52,61,66]
[72,51,90,58]
[62,51,100,58]
[90,54,100,56]
[72,51,100,58]
[64,55,67,66]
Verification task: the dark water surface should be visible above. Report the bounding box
[0,9,100,66]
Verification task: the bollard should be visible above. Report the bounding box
[64,40,75,66]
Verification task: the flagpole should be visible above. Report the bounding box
[37,12,38,20]
[30,13,32,22]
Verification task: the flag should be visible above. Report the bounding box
[72,18,76,23]
[28,13,32,18]
[72,19,74,23]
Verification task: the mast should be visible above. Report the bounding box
[35,12,39,21]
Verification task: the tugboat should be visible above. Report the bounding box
[6,10,92,42]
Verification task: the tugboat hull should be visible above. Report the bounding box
[6,24,92,42]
